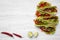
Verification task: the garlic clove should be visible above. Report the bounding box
[34,32,38,38]
[28,32,33,38]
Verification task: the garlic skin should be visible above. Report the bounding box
[28,32,33,38]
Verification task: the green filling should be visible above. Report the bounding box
[37,6,57,15]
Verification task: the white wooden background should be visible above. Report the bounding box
[0,0,60,40]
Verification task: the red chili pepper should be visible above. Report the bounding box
[13,33,22,38]
[1,32,13,38]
